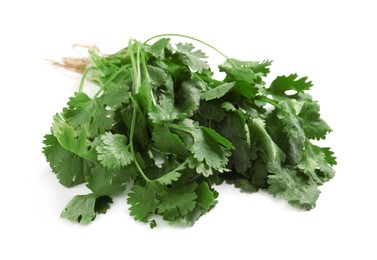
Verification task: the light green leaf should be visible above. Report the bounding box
[176,43,209,72]
[201,82,235,101]
[96,132,134,170]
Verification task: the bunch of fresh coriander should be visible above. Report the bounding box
[43,34,336,227]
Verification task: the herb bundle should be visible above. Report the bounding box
[43,34,336,227]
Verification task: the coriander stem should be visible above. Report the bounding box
[141,52,157,106]
[257,96,284,111]
[144,33,229,60]
[129,101,150,182]
[78,66,96,92]
[128,40,150,183]
[128,39,138,94]
[136,43,142,92]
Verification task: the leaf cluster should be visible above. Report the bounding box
[43,37,336,227]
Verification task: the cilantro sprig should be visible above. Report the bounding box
[43,34,336,227]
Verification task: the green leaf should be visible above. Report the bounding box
[43,134,91,187]
[158,183,198,222]
[182,120,231,173]
[219,58,257,83]
[176,80,202,117]
[268,74,312,100]
[298,100,332,140]
[176,43,209,72]
[152,171,182,185]
[248,118,286,163]
[96,132,134,170]
[86,165,127,196]
[51,114,95,160]
[135,81,153,112]
[62,92,114,137]
[201,82,235,101]
[127,183,159,222]
[267,161,320,210]
[147,65,168,86]
[298,141,335,185]
[60,194,113,224]
[276,101,306,164]
[202,127,234,150]
[216,111,252,173]
[152,126,187,156]
[185,182,217,225]
[148,38,171,58]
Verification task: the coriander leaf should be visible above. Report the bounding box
[51,114,95,160]
[276,100,306,164]
[219,58,257,83]
[158,183,198,222]
[176,80,202,117]
[187,156,214,177]
[152,171,182,185]
[298,100,332,140]
[148,38,171,58]
[215,111,252,173]
[185,182,217,225]
[147,65,168,86]
[201,82,235,101]
[135,81,153,112]
[202,127,234,150]
[268,74,312,100]
[248,117,285,163]
[148,97,184,123]
[43,134,91,187]
[197,99,227,123]
[62,92,114,137]
[148,77,185,123]
[127,183,159,222]
[252,60,272,79]
[322,147,337,166]
[185,122,231,173]
[61,194,112,224]
[176,43,209,72]
[267,161,320,210]
[96,132,134,170]
[298,141,335,185]
[152,126,187,156]
[98,85,130,107]
[86,165,127,196]
[94,196,113,214]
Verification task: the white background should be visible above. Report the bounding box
[1,0,376,259]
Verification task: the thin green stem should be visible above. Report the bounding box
[128,40,150,182]
[257,96,284,111]
[136,43,142,92]
[144,33,229,60]
[129,101,150,182]
[128,39,138,94]
[78,66,96,92]
[141,52,150,82]
[141,52,157,106]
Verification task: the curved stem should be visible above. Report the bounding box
[129,101,150,182]
[257,96,284,111]
[78,66,96,92]
[144,33,229,60]
[128,39,151,182]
